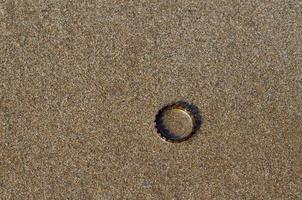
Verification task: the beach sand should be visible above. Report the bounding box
[1,1,301,199]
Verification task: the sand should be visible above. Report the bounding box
[1,1,301,199]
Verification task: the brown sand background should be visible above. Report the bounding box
[1,1,302,199]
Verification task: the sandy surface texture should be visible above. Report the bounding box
[1,1,302,199]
